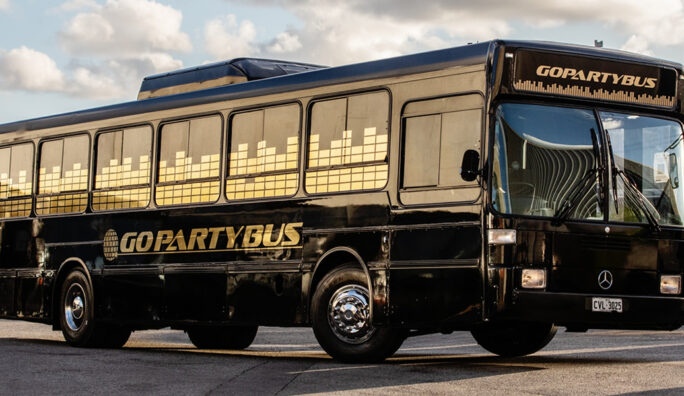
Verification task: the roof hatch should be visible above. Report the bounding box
[137,58,327,100]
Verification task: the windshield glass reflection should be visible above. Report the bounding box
[493,103,602,220]
[601,112,684,226]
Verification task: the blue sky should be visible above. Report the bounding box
[0,0,683,124]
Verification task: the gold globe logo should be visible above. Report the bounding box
[103,229,119,261]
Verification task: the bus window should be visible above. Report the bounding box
[403,115,441,188]
[400,95,482,205]
[306,91,389,194]
[93,126,152,211]
[0,143,33,218]
[156,115,221,206]
[226,103,299,200]
[37,134,89,215]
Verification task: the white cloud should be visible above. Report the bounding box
[0,45,183,100]
[70,66,123,98]
[204,14,258,60]
[621,35,654,56]
[61,0,191,56]
[0,0,8,11]
[60,0,100,12]
[216,0,684,65]
[267,32,302,54]
[45,0,192,99]
[211,1,511,65]
[0,47,66,92]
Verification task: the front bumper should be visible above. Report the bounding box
[505,290,684,330]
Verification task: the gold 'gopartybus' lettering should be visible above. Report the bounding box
[167,230,187,251]
[282,222,303,246]
[535,65,657,89]
[188,228,208,250]
[121,232,137,253]
[154,230,174,251]
[136,231,154,252]
[114,222,304,255]
[263,224,285,247]
[226,226,244,249]
[243,225,264,248]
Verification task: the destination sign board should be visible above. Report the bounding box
[513,49,678,108]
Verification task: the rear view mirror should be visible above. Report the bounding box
[669,153,679,189]
[461,149,480,182]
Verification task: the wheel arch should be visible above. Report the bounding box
[308,247,372,313]
[51,258,91,330]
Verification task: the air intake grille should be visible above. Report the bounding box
[580,236,631,251]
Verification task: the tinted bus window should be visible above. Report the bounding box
[227,104,299,200]
[403,115,441,188]
[400,95,482,205]
[403,109,482,189]
[93,126,152,211]
[37,134,89,215]
[156,115,221,206]
[0,143,34,218]
[306,91,389,194]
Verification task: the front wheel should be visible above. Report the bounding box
[311,264,406,363]
[187,325,258,349]
[471,320,557,357]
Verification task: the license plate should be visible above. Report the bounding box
[591,297,623,313]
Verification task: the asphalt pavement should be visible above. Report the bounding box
[0,319,682,395]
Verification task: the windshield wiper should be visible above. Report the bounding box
[605,131,661,231]
[614,168,661,231]
[553,128,604,225]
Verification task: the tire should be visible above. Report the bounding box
[59,269,130,348]
[311,264,406,363]
[471,320,557,357]
[99,325,132,348]
[187,325,258,349]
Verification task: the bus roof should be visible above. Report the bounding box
[0,39,680,134]
[137,58,327,100]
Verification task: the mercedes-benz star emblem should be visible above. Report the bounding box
[598,270,613,290]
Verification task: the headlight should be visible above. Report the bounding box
[660,275,682,295]
[487,229,516,245]
[521,269,546,289]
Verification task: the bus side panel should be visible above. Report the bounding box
[96,270,164,324]
[389,210,483,328]
[92,202,306,326]
[15,271,44,318]
[0,272,15,316]
[300,192,392,324]
[165,270,227,322]
[227,271,303,325]
[389,267,481,327]
[0,219,45,319]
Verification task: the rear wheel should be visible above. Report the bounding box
[471,320,557,357]
[187,325,258,349]
[99,325,132,348]
[311,264,406,363]
[59,269,130,348]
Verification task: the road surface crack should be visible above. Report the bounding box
[205,360,270,395]
[274,361,317,396]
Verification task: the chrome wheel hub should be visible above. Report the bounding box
[64,284,86,331]
[328,284,375,344]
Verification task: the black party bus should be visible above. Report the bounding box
[0,40,681,362]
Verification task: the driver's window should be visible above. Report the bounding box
[400,94,483,205]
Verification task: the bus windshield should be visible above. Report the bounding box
[492,103,684,226]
